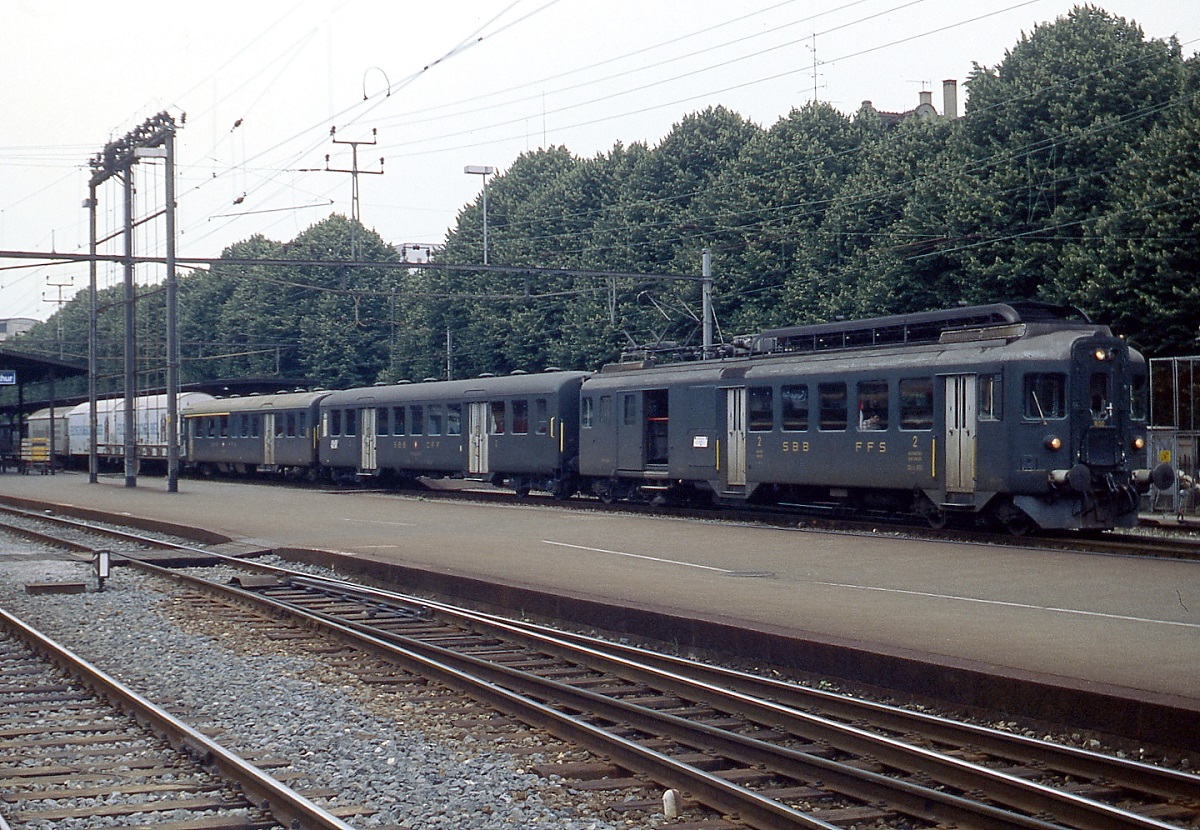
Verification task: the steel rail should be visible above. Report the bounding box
[0,518,95,552]
[0,504,188,550]
[0,607,357,830]
[8,503,1197,828]
[288,573,1200,806]
[143,564,843,830]
[279,575,1193,830]
[147,563,1133,830]
[12,506,1189,821]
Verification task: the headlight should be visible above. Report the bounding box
[1093,348,1109,361]
[1132,436,1146,451]
[1044,435,1063,451]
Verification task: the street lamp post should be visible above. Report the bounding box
[464,165,494,265]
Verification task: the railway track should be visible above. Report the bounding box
[0,606,356,829]
[4,498,1200,829]
[75,540,1196,830]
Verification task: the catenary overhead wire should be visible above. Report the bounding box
[435,30,1198,255]
[177,1,561,249]
[371,0,889,130]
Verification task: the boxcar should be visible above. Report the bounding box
[319,371,589,496]
[577,302,1155,532]
[67,393,215,464]
[183,391,331,478]
[26,407,71,461]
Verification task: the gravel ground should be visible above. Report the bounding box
[0,547,641,830]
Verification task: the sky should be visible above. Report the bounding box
[1,0,1196,322]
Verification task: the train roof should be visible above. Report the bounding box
[320,370,592,406]
[182,390,332,417]
[585,302,1113,387]
[67,392,216,418]
[749,301,1093,356]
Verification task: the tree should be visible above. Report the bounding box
[1052,57,1200,354]
[689,102,863,332]
[954,6,1185,301]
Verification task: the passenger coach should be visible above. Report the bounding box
[577,302,1155,532]
[185,391,330,478]
[319,371,589,496]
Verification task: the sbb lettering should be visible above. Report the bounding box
[781,441,810,453]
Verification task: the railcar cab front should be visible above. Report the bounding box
[1009,331,1152,530]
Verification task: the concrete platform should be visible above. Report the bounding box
[2,471,1198,747]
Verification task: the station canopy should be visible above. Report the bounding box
[0,346,87,415]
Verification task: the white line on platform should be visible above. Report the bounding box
[815,581,1200,629]
[341,518,415,527]
[542,540,734,573]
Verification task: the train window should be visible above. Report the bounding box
[344,409,357,437]
[819,383,848,431]
[490,401,506,434]
[286,413,297,437]
[899,378,934,430]
[1090,373,1112,421]
[599,395,613,425]
[447,403,462,435]
[581,397,594,428]
[378,407,390,436]
[1130,374,1147,421]
[978,374,1002,421]
[856,381,889,431]
[428,404,443,436]
[748,387,774,432]
[535,399,548,434]
[275,414,286,437]
[219,415,229,438]
[410,405,424,435]
[298,413,307,435]
[623,394,637,426]
[1023,373,1067,420]
[206,417,216,439]
[512,400,529,434]
[644,390,668,464]
[251,414,261,438]
[393,407,406,435]
[782,385,808,431]
[330,409,342,436]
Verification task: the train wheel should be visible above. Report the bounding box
[914,494,947,529]
[992,499,1035,536]
[1002,513,1034,537]
[593,481,617,504]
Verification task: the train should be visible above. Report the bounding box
[23,303,1171,532]
[24,392,216,471]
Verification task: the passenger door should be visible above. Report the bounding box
[263,413,276,466]
[725,387,746,487]
[468,402,489,475]
[360,407,377,472]
[617,393,642,471]
[944,374,977,494]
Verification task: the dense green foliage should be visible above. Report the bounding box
[15,6,1199,394]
